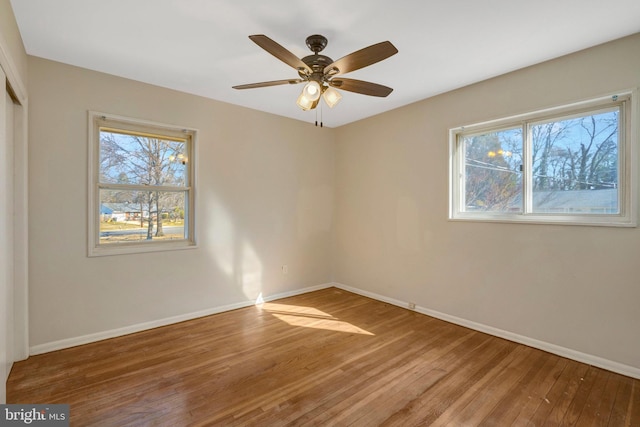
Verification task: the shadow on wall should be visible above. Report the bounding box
[203,178,333,303]
[206,193,264,301]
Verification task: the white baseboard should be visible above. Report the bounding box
[332,282,640,380]
[29,283,333,356]
[30,281,640,380]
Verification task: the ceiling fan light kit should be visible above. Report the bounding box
[322,86,342,108]
[296,91,318,111]
[302,80,321,101]
[233,34,398,114]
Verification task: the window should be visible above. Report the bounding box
[449,92,637,226]
[88,112,196,256]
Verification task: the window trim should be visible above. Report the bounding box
[449,90,638,227]
[88,111,198,256]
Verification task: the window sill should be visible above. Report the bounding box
[449,213,636,228]
[88,240,197,257]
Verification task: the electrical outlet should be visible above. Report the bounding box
[282,265,288,275]
[408,302,416,310]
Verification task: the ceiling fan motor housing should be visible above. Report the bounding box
[300,54,333,80]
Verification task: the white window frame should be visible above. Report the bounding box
[449,90,638,227]
[88,111,197,256]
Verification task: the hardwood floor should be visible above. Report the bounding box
[7,287,640,426]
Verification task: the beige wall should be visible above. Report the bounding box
[28,57,335,348]
[334,33,640,370]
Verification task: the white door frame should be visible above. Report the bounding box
[0,30,29,363]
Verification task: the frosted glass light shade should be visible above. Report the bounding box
[322,87,342,108]
[296,92,315,110]
[302,81,321,101]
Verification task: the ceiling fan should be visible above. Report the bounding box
[233,34,398,111]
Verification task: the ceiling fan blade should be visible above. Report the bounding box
[324,41,398,76]
[249,35,312,74]
[233,79,304,90]
[329,78,393,97]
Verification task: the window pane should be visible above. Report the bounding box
[531,109,618,214]
[99,130,188,187]
[463,128,523,212]
[99,189,186,244]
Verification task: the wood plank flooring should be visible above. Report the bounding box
[7,287,640,426]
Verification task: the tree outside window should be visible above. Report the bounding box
[450,93,633,226]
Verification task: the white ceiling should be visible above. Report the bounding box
[10,0,640,127]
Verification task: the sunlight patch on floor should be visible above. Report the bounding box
[260,302,374,335]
